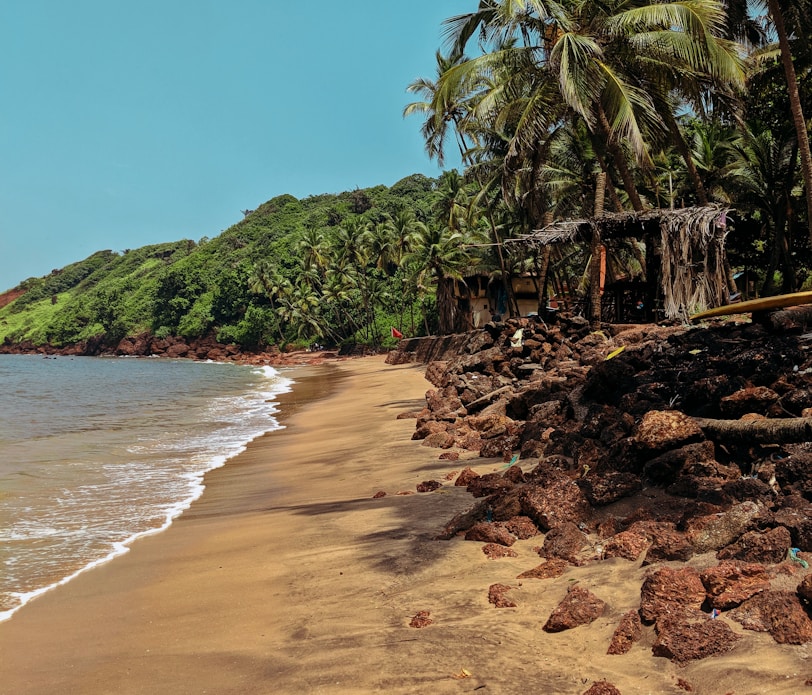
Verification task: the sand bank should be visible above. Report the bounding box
[1,356,809,694]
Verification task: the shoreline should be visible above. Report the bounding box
[2,354,805,694]
[0,355,477,694]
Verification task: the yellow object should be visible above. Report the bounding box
[605,346,625,360]
[690,290,812,322]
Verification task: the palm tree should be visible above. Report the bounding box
[247,260,290,346]
[404,51,477,166]
[761,0,812,245]
[726,122,800,293]
[435,0,744,213]
[404,222,473,335]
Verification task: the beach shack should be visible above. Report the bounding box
[505,204,733,324]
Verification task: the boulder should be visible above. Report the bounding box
[578,471,642,506]
[503,515,539,539]
[455,467,480,487]
[540,522,588,564]
[409,611,433,628]
[542,585,606,633]
[640,566,706,624]
[729,590,812,644]
[686,501,763,553]
[699,561,771,610]
[465,522,516,546]
[607,609,643,655]
[716,526,792,564]
[519,478,591,532]
[634,410,704,452]
[652,608,740,664]
[601,530,650,562]
[720,386,780,418]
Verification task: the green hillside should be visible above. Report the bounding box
[0,174,448,352]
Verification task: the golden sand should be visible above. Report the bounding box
[0,356,809,694]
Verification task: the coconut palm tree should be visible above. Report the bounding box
[760,0,812,244]
[404,222,473,335]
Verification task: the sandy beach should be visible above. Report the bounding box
[2,355,811,695]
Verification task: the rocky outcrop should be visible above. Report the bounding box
[405,315,812,665]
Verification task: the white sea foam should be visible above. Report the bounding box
[0,356,296,623]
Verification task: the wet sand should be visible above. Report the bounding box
[1,356,810,694]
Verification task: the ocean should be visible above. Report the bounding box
[0,354,293,622]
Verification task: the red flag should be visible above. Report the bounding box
[390,327,403,339]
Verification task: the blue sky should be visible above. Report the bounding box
[0,1,469,291]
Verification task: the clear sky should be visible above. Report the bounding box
[0,1,469,292]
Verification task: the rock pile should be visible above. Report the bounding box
[389,315,812,663]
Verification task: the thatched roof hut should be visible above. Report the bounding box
[506,205,731,322]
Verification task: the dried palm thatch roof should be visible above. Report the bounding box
[506,205,731,321]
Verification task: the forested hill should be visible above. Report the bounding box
[0,173,445,353]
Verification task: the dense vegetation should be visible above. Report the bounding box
[0,175,473,350]
[5,2,812,350]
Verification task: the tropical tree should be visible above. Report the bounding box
[760,0,812,244]
[404,222,473,334]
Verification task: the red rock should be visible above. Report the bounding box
[699,561,771,610]
[465,522,516,546]
[602,530,650,562]
[503,515,539,540]
[412,419,449,440]
[426,386,466,421]
[519,478,591,532]
[439,452,460,461]
[466,413,518,439]
[540,522,588,564]
[482,543,518,559]
[467,471,518,498]
[797,575,812,603]
[488,583,518,608]
[642,526,694,565]
[607,609,643,655]
[516,559,568,579]
[542,585,606,632]
[640,566,706,624]
[455,467,480,486]
[653,608,740,664]
[773,508,812,551]
[685,501,763,553]
[578,471,642,506]
[409,610,433,628]
[729,590,812,643]
[416,480,442,493]
[634,410,704,452]
[720,386,780,418]
[421,431,456,449]
[716,526,792,564]
[372,490,386,499]
[582,682,621,695]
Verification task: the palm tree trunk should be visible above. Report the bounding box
[768,0,812,246]
[589,172,606,326]
[594,151,625,213]
[663,109,709,206]
[597,105,644,212]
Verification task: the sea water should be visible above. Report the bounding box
[0,354,293,622]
